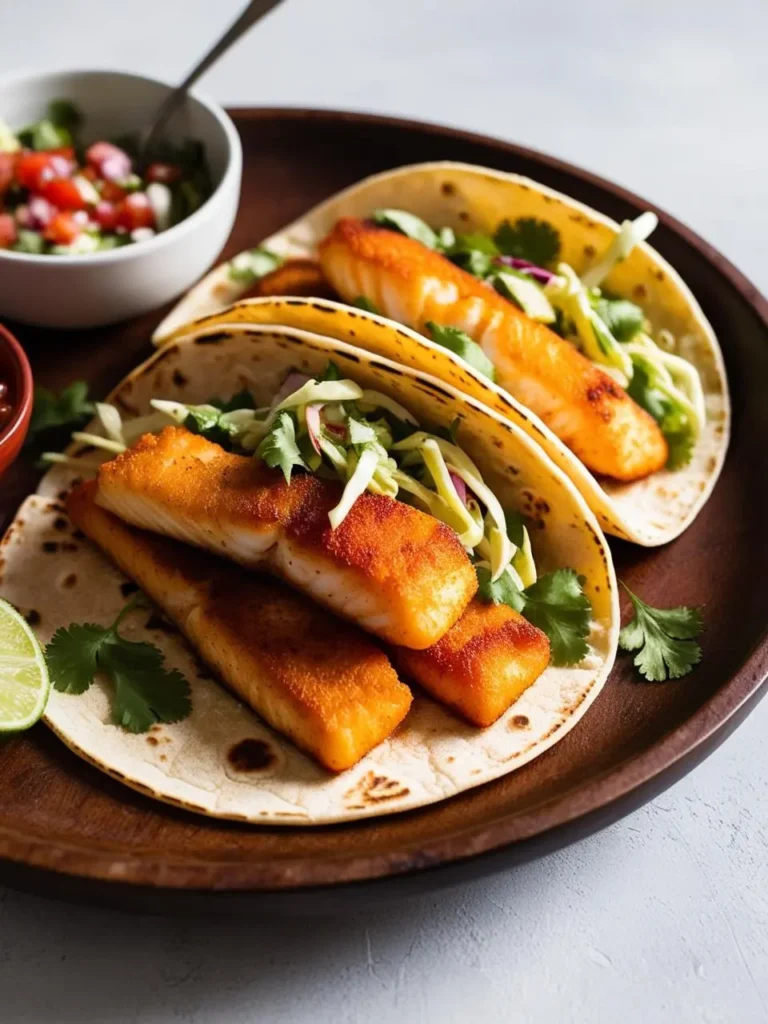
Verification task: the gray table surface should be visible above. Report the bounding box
[2,1,767,1021]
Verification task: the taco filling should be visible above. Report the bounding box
[316,210,706,481]
[44,364,603,746]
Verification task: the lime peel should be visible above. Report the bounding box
[0,597,51,732]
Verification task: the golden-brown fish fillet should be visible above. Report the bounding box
[394,599,550,727]
[318,218,669,482]
[244,258,337,300]
[67,481,412,772]
[94,427,477,650]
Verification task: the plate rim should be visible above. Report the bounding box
[1,106,767,900]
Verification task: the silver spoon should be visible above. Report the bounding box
[138,0,286,159]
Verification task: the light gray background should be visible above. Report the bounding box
[2,1,767,1021]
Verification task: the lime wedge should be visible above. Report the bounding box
[0,597,50,732]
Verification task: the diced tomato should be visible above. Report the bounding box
[146,162,181,185]
[16,150,75,191]
[80,165,99,183]
[39,178,86,210]
[0,213,17,248]
[0,152,18,198]
[114,192,154,231]
[93,200,117,230]
[43,211,81,246]
[100,180,127,204]
[86,141,132,182]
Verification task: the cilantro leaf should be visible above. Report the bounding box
[353,296,379,314]
[494,218,561,268]
[27,381,94,444]
[371,209,438,249]
[426,321,496,382]
[476,566,591,666]
[619,584,703,682]
[227,248,282,285]
[442,232,500,278]
[594,297,645,342]
[208,389,257,413]
[626,357,695,470]
[44,596,192,731]
[46,623,109,694]
[100,641,191,733]
[319,361,342,382]
[522,570,591,666]
[475,566,526,612]
[256,411,307,483]
[503,508,526,548]
[48,99,82,131]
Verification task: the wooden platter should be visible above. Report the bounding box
[0,109,766,913]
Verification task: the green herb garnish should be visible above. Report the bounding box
[626,358,694,469]
[476,566,591,666]
[255,411,307,483]
[494,217,561,267]
[27,381,94,445]
[227,247,282,285]
[371,209,438,249]
[593,297,645,342]
[353,296,379,314]
[619,584,703,682]
[426,321,496,382]
[45,595,191,733]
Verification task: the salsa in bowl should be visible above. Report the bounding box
[0,100,212,256]
[0,70,241,328]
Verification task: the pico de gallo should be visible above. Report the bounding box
[0,100,212,255]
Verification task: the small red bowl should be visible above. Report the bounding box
[0,324,33,477]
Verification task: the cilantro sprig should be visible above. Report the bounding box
[27,381,94,446]
[426,321,496,382]
[476,566,591,666]
[619,584,703,681]
[494,218,561,268]
[45,594,192,733]
[256,410,307,483]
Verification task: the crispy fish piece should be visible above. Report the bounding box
[67,481,412,772]
[95,427,477,650]
[394,599,550,727]
[245,258,337,300]
[318,218,669,482]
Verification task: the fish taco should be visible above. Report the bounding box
[154,161,729,546]
[0,324,618,825]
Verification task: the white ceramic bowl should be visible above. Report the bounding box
[0,69,242,328]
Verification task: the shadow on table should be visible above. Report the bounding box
[0,821,629,1024]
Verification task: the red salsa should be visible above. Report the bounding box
[0,100,211,255]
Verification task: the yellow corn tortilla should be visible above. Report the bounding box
[154,162,730,546]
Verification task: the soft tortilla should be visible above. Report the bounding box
[153,161,730,546]
[0,324,618,825]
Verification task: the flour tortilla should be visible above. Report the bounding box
[153,161,730,546]
[0,324,618,825]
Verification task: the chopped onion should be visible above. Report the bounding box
[495,256,557,285]
[305,404,323,454]
[448,470,468,506]
[272,372,312,407]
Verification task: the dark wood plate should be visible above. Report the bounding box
[1,109,767,914]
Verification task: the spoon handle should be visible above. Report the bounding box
[140,0,285,155]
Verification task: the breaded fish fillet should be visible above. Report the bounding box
[394,599,550,727]
[245,259,337,300]
[68,481,412,772]
[318,218,669,482]
[95,427,477,650]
